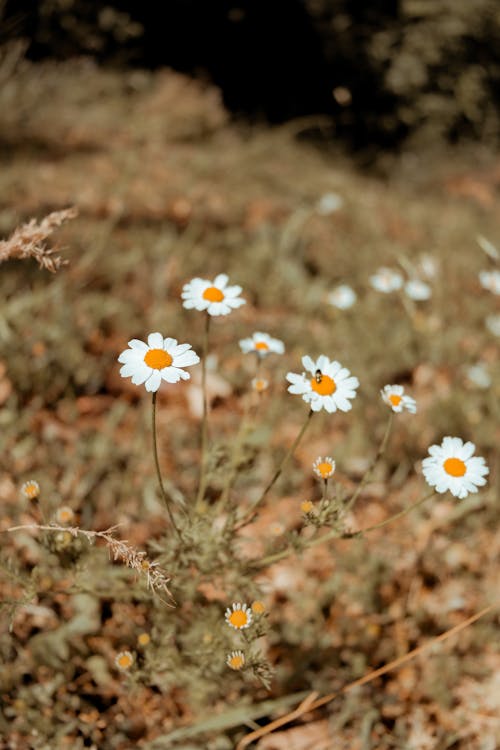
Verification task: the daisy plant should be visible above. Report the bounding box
[118,332,200,535]
[182,274,245,510]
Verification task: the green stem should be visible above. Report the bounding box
[195,313,211,510]
[235,409,314,529]
[152,393,181,538]
[252,490,435,570]
[345,411,394,512]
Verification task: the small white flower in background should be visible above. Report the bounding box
[485,314,500,337]
[476,235,499,261]
[422,437,489,499]
[225,602,253,630]
[226,650,246,671]
[239,332,284,357]
[465,364,491,389]
[55,506,75,525]
[479,269,500,295]
[316,192,344,215]
[312,456,336,480]
[328,284,357,310]
[181,274,245,316]
[369,267,403,293]
[286,355,359,413]
[21,480,40,500]
[405,279,432,301]
[115,651,134,672]
[418,254,439,279]
[381,384,417,414]
[118,333,200,393]
[251,377,269,393]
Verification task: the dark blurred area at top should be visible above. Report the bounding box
[2,0,500,151]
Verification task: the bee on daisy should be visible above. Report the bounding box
[286,355,359,413]
[118,332,200,392]
[239,332,284,357]
[381,385,417,414]
[422,437,489,499]
[181,274,245,316]
[225,602,253,630]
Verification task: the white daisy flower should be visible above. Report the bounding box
[286,355,359,413]
[370,267,403,294]
[118,333,200,393]
[418,254,439,279]
[485,314,500,337]
[225,602,253,630]
[226,650,246,671]
[422,437,489,499]
[479,270,500,295]
[21,480,40,500]
[381,384,417,414]
[312,456,336,480]
[465,364,491,389]
[239,332,284,357]
[405,279,432,301]
[181,274,245,316]
[316,192,344,215]
[328,284,357,310]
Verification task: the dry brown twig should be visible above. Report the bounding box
[6,522,173,602]
[236,601,500,749]
[0,207,77,272]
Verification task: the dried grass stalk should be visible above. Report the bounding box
[0,207,77,272]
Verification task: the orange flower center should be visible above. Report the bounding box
[443,457,466,477]
[255,341,269,351]
[389,394,402,407]
[144,349,172,369]
[317,462,333,478]
[251,600,265,614]
[311,374,336,396]
[301,500,314,513]
[117,654,133,669]
[203,286,224,302]
[229,610,248,628]
[229,655,244,669]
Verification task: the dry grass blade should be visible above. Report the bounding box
[236,602,500,749]
[0,206,77,271]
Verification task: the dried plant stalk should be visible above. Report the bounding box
[7,523,173,601]
[0,207,77,272]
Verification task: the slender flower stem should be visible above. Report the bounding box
[235,409,314,529]
[345,411,394,512]
[152,393,181,538]
[251,490,435,570]
[195,313,211,510]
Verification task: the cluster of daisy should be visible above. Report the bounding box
[224,601,268,675]
[370,267,432,301]
[328,256,436,310]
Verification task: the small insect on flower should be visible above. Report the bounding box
[312,457,336,480]
[422,437,489,499]
[381,385,417,414]
[328,284,357,310]
[181,274,245,316]
[55,506,75,524]
[479,269,500,295]
[118,332,200,393]
[370,267,403,294]
[226,650,246,670]
[115,651,134,672]
[287,355,359,413]
[225,602,253,630]
[21,480,40,500]
[239,332,284,357]
[251,377,269,393]
[404,279,432,301]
